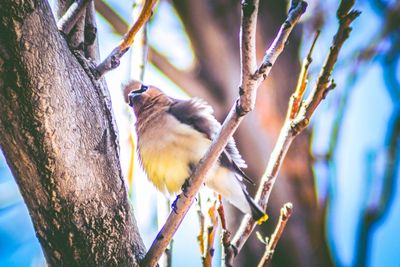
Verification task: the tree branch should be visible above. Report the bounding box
[57,0,91,35]
[95,0,221,113]
[196,195,206,259]
[142,1,306,266]
[203,199,218,267]
[94,0,157,78]
[217,195,234,267]
[238,0,308,113]
[231,0,360,260]
[257,203,293,267]
[288,30,320,120]
[295,10,361,128]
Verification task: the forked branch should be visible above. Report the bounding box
[230,1,360,264]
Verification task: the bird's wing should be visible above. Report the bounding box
[168,98,254,184]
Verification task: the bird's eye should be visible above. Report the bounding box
[128,84,148,107]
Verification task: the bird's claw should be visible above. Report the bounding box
[171,195,180,214]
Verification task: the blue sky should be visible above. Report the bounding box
[0,0,399,266]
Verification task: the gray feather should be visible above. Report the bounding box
[168,98,254,184]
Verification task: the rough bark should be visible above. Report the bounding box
[0,0,146,266]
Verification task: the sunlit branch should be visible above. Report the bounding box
[203,199,218,267]
[230,0,360,260]
[287,30,320,120]
[95,0,221,112]
[257,203,293,267]
[317,1,398,214]
[94,0,157,78]
[142,1,306,266]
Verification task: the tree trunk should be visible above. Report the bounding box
[0,0,146,266]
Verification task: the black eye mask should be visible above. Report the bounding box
[128,84,149,107]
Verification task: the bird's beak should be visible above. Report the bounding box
[128,84,149,107]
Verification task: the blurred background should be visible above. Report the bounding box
[0,0,399,266]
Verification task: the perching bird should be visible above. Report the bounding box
[125,80,266,221]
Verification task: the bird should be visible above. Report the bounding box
[124,80,266,221]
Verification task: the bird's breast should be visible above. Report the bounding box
[137,114,211,194]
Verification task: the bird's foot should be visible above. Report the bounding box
[171,195,180,214]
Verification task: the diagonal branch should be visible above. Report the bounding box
[230,0,360,261]
[296,11,361,126]
[95,0,221,112]
[257,203,293,267]
[142,1,307,266]
[58,0,92,35]
[94,0,157,78]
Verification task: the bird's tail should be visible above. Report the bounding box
[243,189,268,223]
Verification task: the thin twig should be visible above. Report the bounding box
[257,203,293,267]
[230,0,360,261]
[57,0,92,35]
[203,199,218,267]
[287,30,320,120]
[196,195,206,257]
[216,195,227,231]
[142,1,306,266]
[94,0,157,78]
[95,0,222,113]
[217,195,233,267]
